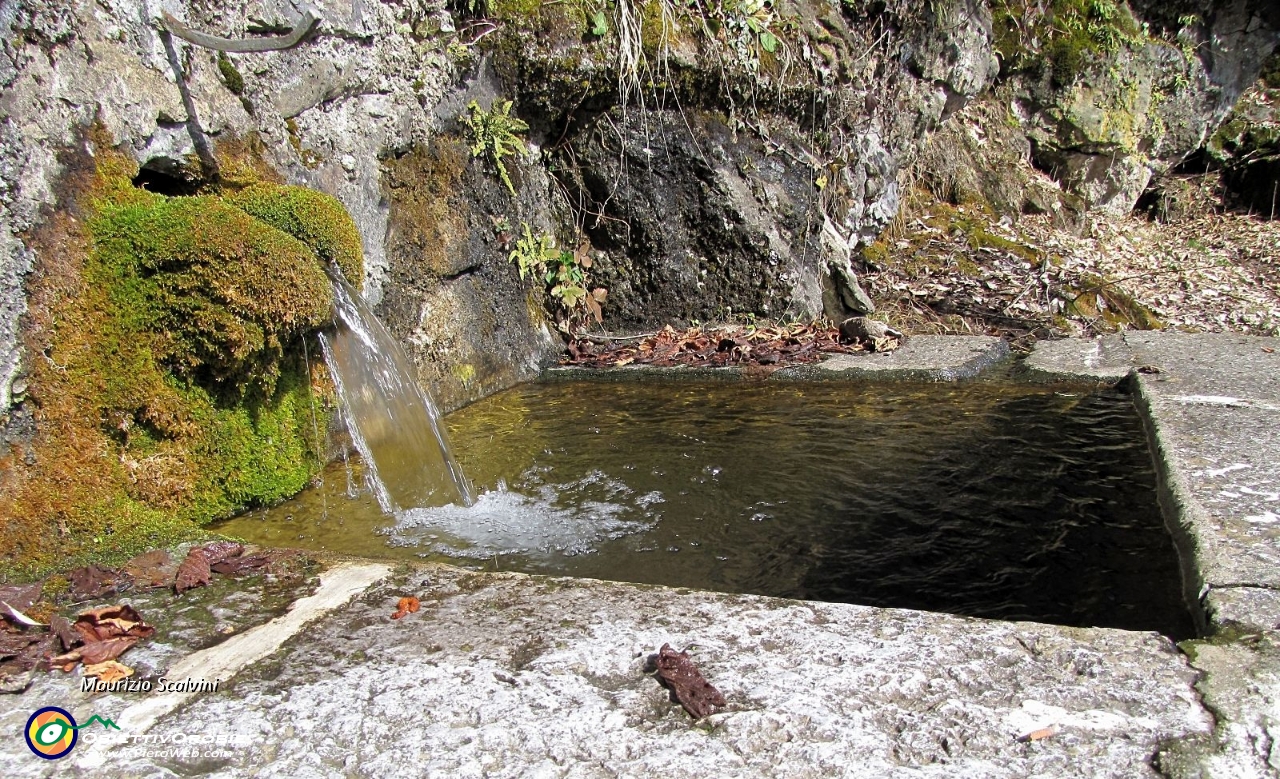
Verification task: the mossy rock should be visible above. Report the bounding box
[229,183,364,287]
[93,194,334,395]
[0,139,355,580]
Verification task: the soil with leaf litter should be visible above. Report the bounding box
[562,321,879,369]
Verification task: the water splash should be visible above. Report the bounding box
[319,277,474,511]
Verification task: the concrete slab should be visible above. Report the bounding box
[4,565,1209,778]
[1024,335,1133,382]
[1206,588,1280,633]
[1114,332,1280,779]
[788,335,1010,382]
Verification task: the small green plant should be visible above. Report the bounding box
[509,223,560,280]
[508,225,608,325]
[591,8,609,37]
[463,99,529,195]
[217,52,244,95]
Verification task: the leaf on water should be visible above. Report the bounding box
[650,643,726,719]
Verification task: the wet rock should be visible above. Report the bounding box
[553,109,826,328]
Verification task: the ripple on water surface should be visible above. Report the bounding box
[214,380,1194,638]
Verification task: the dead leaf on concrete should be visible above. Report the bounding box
[49,615,79,652]
[391,596,421,620]
[56,636,138,666]
[0,633,54,692]
[1016,724,1060,743]
[211,554,270,576]
[174,549,212,594]
[74,605,155,642]
[175,542,246,593]
[0,583,42,620]
[122,549,177,588]
[82,659,133,683]
[649,643,727,719]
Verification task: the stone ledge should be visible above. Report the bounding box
[546,335,1011,384]
[1,561,1209,779]
[1024,335,1133,383]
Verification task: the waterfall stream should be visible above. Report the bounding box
[319,277,474,512]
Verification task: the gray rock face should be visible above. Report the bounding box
[554,109,829,327]
[1021,1,1280,214]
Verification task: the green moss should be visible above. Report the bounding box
[1262,51,1280,90]
[1,139,349,581]
[217,52,245,95]
[228,183,364,287]
[1063,274,1163,329]
[93,194,333,395]
[994,1,1146,87]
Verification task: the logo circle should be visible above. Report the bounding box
[25,707,77,760]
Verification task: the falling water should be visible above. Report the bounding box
[319,277,475,511]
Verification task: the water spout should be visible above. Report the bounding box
[319,276,475,511]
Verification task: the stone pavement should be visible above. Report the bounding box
[2,332,1276,778]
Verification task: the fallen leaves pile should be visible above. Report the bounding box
[562,322,868,369]
[0,542,305,691]
[865,184,1279,348]
[50,605,155,680]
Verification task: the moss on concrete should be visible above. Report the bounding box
[0,134,359,580]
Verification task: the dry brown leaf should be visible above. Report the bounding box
[651,643,726,719]
[78,636,139,665]
[174,548,213,594]
[1017,724,1060,743]
[83,659,133,683]
[50,615,79,652]
[74,605,154,642]
[67,564,121,600]
[0,583,42,616]
[122,549,176,588]
[211,554,270,576]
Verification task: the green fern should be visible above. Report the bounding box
[463,99,529,196]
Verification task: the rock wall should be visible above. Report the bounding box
[1,0,1276,421]
[993,0,1280,216]
[0,0,563,422]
